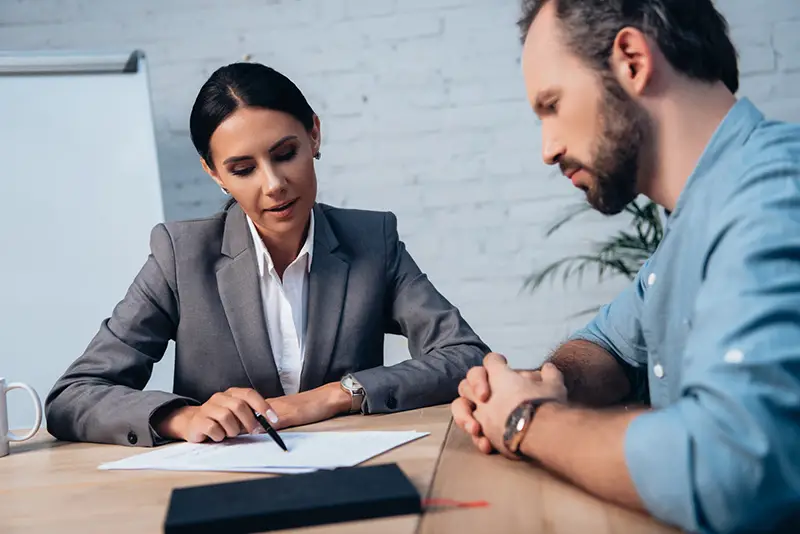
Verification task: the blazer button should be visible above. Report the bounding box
[127,431,138,445]
[386,396,397,410]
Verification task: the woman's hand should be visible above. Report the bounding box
[267,382,353,430]
[154,387,278,443]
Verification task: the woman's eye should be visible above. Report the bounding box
[230,166,255,176]
[274,148,297,162]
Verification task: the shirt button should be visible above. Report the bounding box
[647,273,657,286]
[127,431,138,445]
[724,349,744,364]
[653,363,665,379]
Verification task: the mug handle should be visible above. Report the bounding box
[6,382,43,442]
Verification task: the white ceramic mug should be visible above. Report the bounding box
[0,377,42,458]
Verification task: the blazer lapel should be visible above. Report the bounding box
[216,205,285,398]
[299,204,350,391]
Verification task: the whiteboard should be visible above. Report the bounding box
[0,50,175,429]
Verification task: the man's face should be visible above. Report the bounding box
[521,2,651,215]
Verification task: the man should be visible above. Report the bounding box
[452,1,800,533]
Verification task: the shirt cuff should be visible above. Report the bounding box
[568,327,636,367]
[625,407,698,532]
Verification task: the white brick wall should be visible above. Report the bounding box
[2,0,799,368]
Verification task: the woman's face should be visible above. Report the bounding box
[203,106,320,241]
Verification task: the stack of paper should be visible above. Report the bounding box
[98,431,429,474]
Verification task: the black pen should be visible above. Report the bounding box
[254,411,288,452]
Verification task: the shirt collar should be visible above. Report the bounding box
[669,97,763,219]
[246,210,315,277]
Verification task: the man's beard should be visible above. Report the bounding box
[562,76,653,215]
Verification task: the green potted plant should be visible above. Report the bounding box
[524,198,664,316]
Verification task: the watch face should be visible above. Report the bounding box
[342,375,354,389]
[503,404,529,445]
[341,375,362,393]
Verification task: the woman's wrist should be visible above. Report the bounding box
[324,382,353,415]
[153,404,197,440]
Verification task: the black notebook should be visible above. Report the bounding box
[163,463,422,534]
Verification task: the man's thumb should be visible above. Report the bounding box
[540,362,564,383]
[483,352,508,374]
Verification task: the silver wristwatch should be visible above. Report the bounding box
[340,374,365,414]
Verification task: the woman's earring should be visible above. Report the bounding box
[220,186,229,195]
[314,151,321,160]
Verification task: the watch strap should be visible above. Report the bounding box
[341,375,365,414]
[504,397,560,456]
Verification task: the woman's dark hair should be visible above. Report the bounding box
[189,62,316,171]
[518,0,739,94]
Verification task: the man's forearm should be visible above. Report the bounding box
[521,403,646,512]
[546,340,631,406]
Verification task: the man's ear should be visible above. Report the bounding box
[609,26,654,97]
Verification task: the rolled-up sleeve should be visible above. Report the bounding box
[569,265,651,398]
[625,160,800,533]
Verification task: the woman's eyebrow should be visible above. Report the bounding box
[268,135,298,152]
[221,136,299,165]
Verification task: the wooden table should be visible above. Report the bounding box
[421,420,679,534]
[1,405,679,534]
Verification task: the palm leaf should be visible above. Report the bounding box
[525,198,664,295]
[567,304,604,319]
[523,253,636,292]
[544,202,594,237]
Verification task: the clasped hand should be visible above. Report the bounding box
[451,353,567,457]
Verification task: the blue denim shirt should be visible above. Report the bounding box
[570,98,800,534]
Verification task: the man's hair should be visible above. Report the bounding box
[518,0,739,94]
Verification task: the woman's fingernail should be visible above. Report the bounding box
[266,409,279,424]
[251,426,265,434]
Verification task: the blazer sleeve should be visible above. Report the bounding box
[352,212,490,413]
[44,223,199,447]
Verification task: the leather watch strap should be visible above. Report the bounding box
[504,397,561,456]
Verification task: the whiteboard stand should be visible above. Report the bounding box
[0,49,175,429]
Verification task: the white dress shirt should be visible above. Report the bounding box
[246,212,314,395]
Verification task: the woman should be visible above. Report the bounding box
[44,62,489,447]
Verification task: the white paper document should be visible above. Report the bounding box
[98,431,429,474]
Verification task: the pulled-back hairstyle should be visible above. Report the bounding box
[189,62,316,170]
